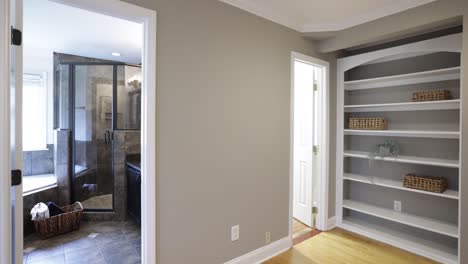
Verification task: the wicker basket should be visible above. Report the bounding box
[33,202,84,239]
[412,90,450,102]
[348,118,387,130]
[403,174,448,193]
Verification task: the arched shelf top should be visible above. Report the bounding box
[338,33,462,72]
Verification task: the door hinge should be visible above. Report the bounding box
[312,206,318,215]
[11,26,22,46]
[313,145,319,155]
[11,169,22,186]
[313,81,318,91]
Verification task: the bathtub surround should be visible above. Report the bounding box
[22,144,54,176]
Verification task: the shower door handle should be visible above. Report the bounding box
[104,130,113,144]
[105,130,110,144]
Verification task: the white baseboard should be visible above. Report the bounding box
[224,237,292,264]
[327,216,336,230]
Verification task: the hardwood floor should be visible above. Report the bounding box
[292,218,313,238]
[263,228,438,264]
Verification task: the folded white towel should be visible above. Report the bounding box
[30,202,50,221]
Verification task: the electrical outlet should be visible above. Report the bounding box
[231,225,239,241]
[394,200,402,212]
[265,232,271,244]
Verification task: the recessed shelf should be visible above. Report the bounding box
[343,173,459,200]
[344,67,460,90]
[341,218,458,264]
[343,200,458,238]
[344,99,460,112]
[343,150,459,168]
[344,129,460,139]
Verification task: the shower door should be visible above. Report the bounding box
[73,65,115,210]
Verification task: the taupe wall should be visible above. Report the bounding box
[120,0,334,263]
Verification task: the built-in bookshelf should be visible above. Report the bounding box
[336,33,462,264]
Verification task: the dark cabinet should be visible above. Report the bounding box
[127,164,141,224]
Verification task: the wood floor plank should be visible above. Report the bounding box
[263,228,438,264]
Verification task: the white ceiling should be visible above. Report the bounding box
[220,0,435,33]
[24,0,143,65]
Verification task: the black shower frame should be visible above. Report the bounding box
[57,62,141,212]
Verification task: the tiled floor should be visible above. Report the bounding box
[23,221,141,264]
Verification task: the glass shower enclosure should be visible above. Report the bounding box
[55,63,141,211]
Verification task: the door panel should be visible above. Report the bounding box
[293,60,315,227]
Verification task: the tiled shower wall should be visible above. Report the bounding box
[23,145,54,176]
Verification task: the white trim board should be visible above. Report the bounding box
[289,51,330,236]
[327,216,336,230]
[224,237,292,264]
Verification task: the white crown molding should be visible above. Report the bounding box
[224,237,292,264]
[220,0,435,33]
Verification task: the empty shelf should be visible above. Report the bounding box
[343,173,459,200]
[344,67,460,90]
[344,129,460,139]
[341,217,458,264]
[344,99,460,112]
[343,200,458,238]
[343,150,459,168]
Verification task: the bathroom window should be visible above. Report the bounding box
[23,73,48,151]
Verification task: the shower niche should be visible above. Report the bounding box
[54,53,141,219]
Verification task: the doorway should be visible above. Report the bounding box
[289,52,329,243]
[1,0,156,263]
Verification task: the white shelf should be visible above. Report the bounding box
[343,150,459,168]
[343,173,459,200]
[344,129,460,139]
[341,217,458,264]
[344,99,460,112]
[344,67,460,90]
[343,200,458,238]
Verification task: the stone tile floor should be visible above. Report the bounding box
[23,221,141,264]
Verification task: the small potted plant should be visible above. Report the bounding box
[367,140,400,182]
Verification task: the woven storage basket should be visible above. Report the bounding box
[403,174,448,193]
[348,118,387,130]
[412,90,450,102]
[33,202,84,239]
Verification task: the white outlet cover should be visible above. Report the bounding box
[231,225,239,241]
[265,232,271,244]
[394,200,402,212]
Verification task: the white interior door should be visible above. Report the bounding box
[292,59,315,227]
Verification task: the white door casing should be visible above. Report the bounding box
[0,0,13,262]
[292,58,315,227]
[11,0,24,264]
